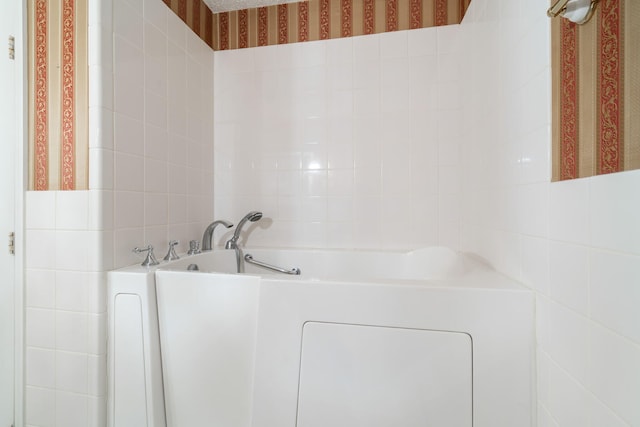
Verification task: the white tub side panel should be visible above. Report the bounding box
[296,322,473,427]
[155,271,261,427]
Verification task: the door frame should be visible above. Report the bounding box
[13,1,26,426]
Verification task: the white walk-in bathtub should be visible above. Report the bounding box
[108,247,534,427]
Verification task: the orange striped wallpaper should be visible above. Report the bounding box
[164,0,472,50]
[552,0,640,180]
[28,0,88,191]
[211,0,471,50]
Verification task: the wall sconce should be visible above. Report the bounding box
[547,0,599,24]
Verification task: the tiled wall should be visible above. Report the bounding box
[24,191,108,427]
[108,0,215,268]
[213,25,462,249]
[459,1,640,426]
[551,0,640,180]
[24,0,215,425]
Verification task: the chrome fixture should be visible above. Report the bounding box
[163,240,180,261]
[202,219,234,251]
[547,0,599,25]
[244,254,301,275]
[132,245,159,267]
[225,211,263,273]
[187,263,199,271]
[187,240,201,255]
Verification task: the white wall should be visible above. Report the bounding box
[213,26,462,250]
[459,1,640,426]
[23,0,215,426]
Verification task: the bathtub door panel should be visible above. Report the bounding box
[156,272,261,427]
[296,322,472,427]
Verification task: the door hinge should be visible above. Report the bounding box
[8,232,15,255]
[8,36,15,60]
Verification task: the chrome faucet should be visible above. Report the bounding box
[202,220,234,251]
[225,211,263,272]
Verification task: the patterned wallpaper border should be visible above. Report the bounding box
[163,0,471,50]
[551,0,639,180]
[28,0,88,191]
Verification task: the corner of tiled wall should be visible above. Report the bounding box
[459,1,640,426]
[25,0,215,425]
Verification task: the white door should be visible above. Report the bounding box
[0,1,18,425]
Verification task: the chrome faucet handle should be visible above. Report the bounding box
[187,240,201,255]
[132,245,160,267]
[163,240,180,261]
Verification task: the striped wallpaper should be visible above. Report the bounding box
[28,0,88,191]
[27,0,469,190]
[164,0,471,50]
[552,0,639,180]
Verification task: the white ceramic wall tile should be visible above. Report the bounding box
[55,231,91,272]
[353,34,380,63]
[521,236,550,294]
[88,396,107,427]
[26,308,55,349]
[88,107,114,150]
[549,241,589,316]
[408,28,437,57]
[87,313,107,355]
[548,302,589,384]
[25,230,57,270]
[25,269,56,309]
[26,348,55,388]
[25,191,56,229]
[589,170,640,255]
[113,113,144,155]
[26,386,56,427]
[88,148,114,190]
[55,311,88,353]
[113,0,142,49]
[589,396,630,427]
[55,391,88,427]
[88,354,107,396]
[547,360,590,427]
[590,250,640,344]
[380,30,408,58]
[589,323,640,426]
[549,178,589,244]
[55,351,88,394]
[55,271,90,312]
[55,191,89,230]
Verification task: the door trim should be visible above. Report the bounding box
[13,1,26,426]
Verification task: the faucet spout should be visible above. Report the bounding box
[202,220,233,251]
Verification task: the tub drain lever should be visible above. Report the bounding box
[244,254,301,275]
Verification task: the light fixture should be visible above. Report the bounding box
[547,0,599,25]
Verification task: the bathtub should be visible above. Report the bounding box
[108,247,534,427]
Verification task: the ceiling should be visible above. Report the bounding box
[203,0,301,13]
